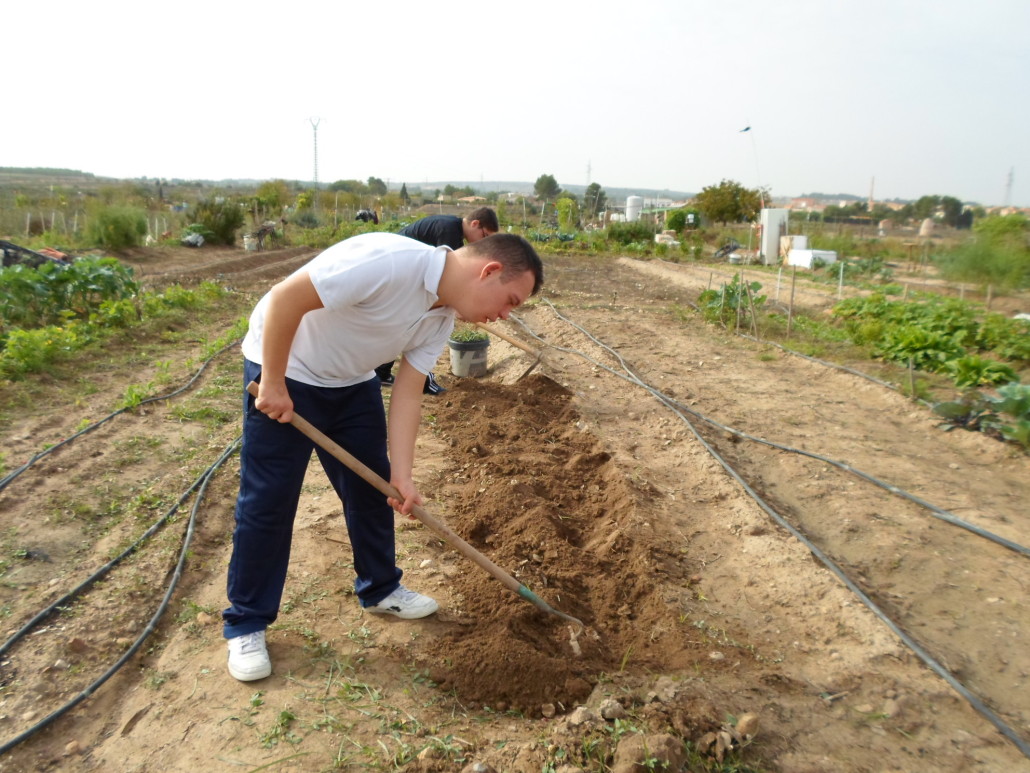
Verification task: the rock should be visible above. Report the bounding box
[652,676,678,702]
[460,762,497,773]
[64,740,83,756]
[599,698,626,720]
[612,733,685,773]
[52,659,70,671]
[566,706,601,728]
[735,712,759,738]
[67,637,89,653]
[196,612,213,625]
[541,703,556,718]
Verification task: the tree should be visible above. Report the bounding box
[666,207,701,232]
[329,179,366,193]
[694,179,763,225]
[367,177,387,196]
[911,194,965,227]
[253,182,290,213]
[582,183,607,219]
[399,183,410,205]
[534,174,560,201]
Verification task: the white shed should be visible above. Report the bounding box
[786,249,838,268]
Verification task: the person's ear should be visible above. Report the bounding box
[479,260,503,280]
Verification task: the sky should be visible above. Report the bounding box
[5,0,1028,207]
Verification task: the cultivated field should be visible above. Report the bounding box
[0,246,1028,772]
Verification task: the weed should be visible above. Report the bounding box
[260,708,301,748]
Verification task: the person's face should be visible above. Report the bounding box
[467,220,495,242]
[458,264,535,324]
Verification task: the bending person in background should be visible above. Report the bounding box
[375,207,500,394]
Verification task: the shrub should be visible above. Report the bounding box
[606,221,654,246]
[188,198,246,246]
[86,206,148,250]
[934,214,1030,290]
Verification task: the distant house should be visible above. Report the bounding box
[457,195,486,204]
[789,197,825,213]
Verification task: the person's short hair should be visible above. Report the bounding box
[465,207,499,233]
[465,233,544,295]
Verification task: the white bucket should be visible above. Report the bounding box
[448,340,489,377]
[243,233,257,252]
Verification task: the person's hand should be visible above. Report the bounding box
[387,477,423,519]
[255,380,294,423]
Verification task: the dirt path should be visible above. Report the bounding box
[0,247,1027,772]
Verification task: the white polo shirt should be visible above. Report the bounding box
[242,232,456,387]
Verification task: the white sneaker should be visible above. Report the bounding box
[368,586,439,619]
[227,630,272,681]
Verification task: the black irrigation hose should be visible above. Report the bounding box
[519,303,1030,558]
[513,302,1030,759]
[662,396,1030,559]
[0,338,241,494]
[0,437,241,756]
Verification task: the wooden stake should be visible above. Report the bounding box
[735,270,743,333]
[745,280,760,340]
[787,266,797,339]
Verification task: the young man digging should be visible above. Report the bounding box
[222,231,543,682]
[375,207,500,393]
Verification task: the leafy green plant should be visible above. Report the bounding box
[874,326,966,372]
[944,355,1017,388]
[975,313,1030,362]
[832,292,1027,375]
[697,274,766,328]
[0,256,139,330]
[933,382,1030,449]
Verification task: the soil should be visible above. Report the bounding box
[0,244,1028,773]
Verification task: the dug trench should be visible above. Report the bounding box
[406,373,703,713]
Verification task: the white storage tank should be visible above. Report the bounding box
[626,196,643,222]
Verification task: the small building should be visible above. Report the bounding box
[786,249,837,269]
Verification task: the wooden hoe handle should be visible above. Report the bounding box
[244,381,582,628]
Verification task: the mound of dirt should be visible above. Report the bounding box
[416,375,696,712]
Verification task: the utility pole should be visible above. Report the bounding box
[310,117,321,186]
